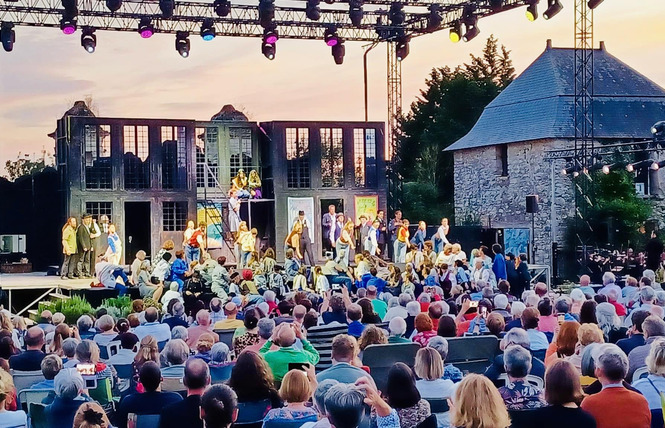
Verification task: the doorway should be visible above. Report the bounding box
[124,202,151,264]
[320,198,344,257]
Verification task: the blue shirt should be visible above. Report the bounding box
[367,276,387,293]
[527,329,550,351]
[492,253,507,281]
[169,258,188,281]
[348,321,365,338]
[443,364,463,383]
[316,363,369,384]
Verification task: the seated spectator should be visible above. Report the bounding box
[160,283,182,307]
[383,293,411,322]
[487,312,506,338]
[427,302,444,331]
[263,368,318,427]
[62,337,80,368]
[606,289,626,317]
[320,294,348,325]
[133,335,159,381]
[565,323,604,373]
[134,307,171,343]
[358,325,388,356]
[32,354,62,391]
[506,301,526,332]
[412,313,436,347]
[529,360,596,428]
[162,301,189,330]
[209,342,231,368]
[596,302,627,344]
[484,328,546,383]
[405,301,422,338]
[49,323,74,357]
[160,358,211,428]
[346,304,365,338]
[9,326,45,371]
[522,307,549,353]
[117,361,183,428]
[260,323,320,382]
[302,379,339,428]
[72,402,111,428]
[317,335,367,384]
[358,299,382,324]
[449,374,510,428]
[233,308,260,354]
[200,384,238,428]
[493,294,512,323]
[192,333,215,363]
[545,321,580,367]
[569,288,586,316]
[243,318,277,354]
[228,351,282,408]
[328,378,401,428]
[598,272,621,298]
[45,368,92,428]
[37,310,55,334]
[427,336,463,383]
[414,347,455,427]
[0,369,26,428]
[108,333,139,366]
[93,315,117,348]
[498,345,546,410]
[186,310,219,349]
[384,363,431,428]
[213,302,244,330]
[367,285,388,319]
[537,298,557,334]
[76,340,113,382]
[628,315,665,381]
[625,286,656,327]
[632,337,665,411]
[436,316,457,338]
[161,339,189,378]
[617,310,649,356]
[388,317,410,344]
[581,344,651,428]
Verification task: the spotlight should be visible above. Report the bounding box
[449,21,461,43]
[61,0,78,34]
[262,42,275,60]
[543,0,563,19]
[652,121,665,137]
[138,17,154,38]
[332,40,345,64]
[263,28,278,44]
[602,165,610,174]
[262,28,277,60]
[60,18,77,35]
[462,21,479,42]
[258,0,275,28]
[213,0,231,16]
[396,35,409,61]
[106,0,121,12]
[306,0,320,21]
[80,27,96,53]
[588,0,603,9]
[461,5,479,42]
[349,0,363,26]
[389,3,405,26]
[626,163,635,173]
[525,0,538,21]
[324,27,340,47]
[1,22,15,52]
[175,31,190,57]
[159,0,174,18]
[201,18,215,41]
[426,4,442,32]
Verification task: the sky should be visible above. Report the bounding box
[1,1,664,166]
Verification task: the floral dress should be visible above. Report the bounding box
[498,380,547,410]
[233,331,260,354]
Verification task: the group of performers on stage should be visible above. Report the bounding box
[60,213,120,280]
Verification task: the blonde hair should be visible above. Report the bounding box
[578,323,604,346]
[162,240,175,251]
[451,374,511,428]
[73,402,111,428]
[0,369,15,406]
[0,312,12,332]
[279,369,311,403]
[647,337,665,376]
[414,347,443,380]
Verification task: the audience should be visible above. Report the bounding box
[316,335,367,383]
[45,368,92,428]
[628,315,665,381]
[228,351,282,408]
[260,322,320,382]
[200,384,238,428]
[72,402,111,428]
[0,369,26,428]
[498,345,546,410]
[384,363,431,428]
[9,326,45,370]
[413,347,455,426]
[450,374,510,428]
[160,358,210,428]
[263,368,318,427]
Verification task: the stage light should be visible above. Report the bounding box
[106,0,121,12]
[60,18,77,35]
[262,28,277,60]
[389,3,405,26]
[543,0,563,19]
[258,0,275,28]
[213,0,231,16]
[626,163,635,173]
[461,5,479,42]
[175,31,190,57]
[306,0,320,21]
[201,18,215,41]
[462,21,479,42]
[332,40,345,64]
[396,35,409,61]
[349,0,363,26]
[262,42,275,60]
[449,21,461,43]
[588,0,603,9]
[652,121,665,137]
[263,28,278,44]
[81,27,96,53]
[159,0,174,18]
[1,22,15,52]
[602,165,610,174]
[426,4,442,32]
[324,27,340,47]
[138,17,154,38]
[60,0,78,34]
[525,0,538,21]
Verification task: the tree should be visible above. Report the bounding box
[4,155,48,181]
[397,35,515,222]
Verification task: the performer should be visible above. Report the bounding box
[235,222,252,267]
[248,170,262,199]
[76,213,94,278]
[357,215,370,251]
[335,219,355,268]
[395,219,410,263]
[61,217,78,280]
[366,219,381,256]
[228,189,242,239]
[388,210,403,262]
[105,224,122,265]
[89,216,101,278]
[376,210,387,258]
[285,221,303,261]
[96,215,110,257]
[321,204,336,255]
[433,217,450,254]
[187,222,207,263]
[410,221,427,251]
[183,220,197,263]
[231,169,250,198]
[297,211,314,266]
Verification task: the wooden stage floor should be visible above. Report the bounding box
[0,272,92,316]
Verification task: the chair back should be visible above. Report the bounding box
[634,366,649,381]
[651,409,664,428]
[445,336,500,374]
[161,377,186,393]
[497,373,544,389]
[89,377,113,405]
[99,344,109,360]
[17,388,52,411]
[106,341,121,359]
[128,413,161,428]
[210,363,235,384]
[29,402,48,428]
[531,349,547,362]
[234,399,272,425]
[361,343,421,393]
[113,363,134,379]
[214,329,237,350]
[307,323,349,372]
[415,414,437,428]
[424,398,449,413]
[10,370,46,393]
[158,340,168,352]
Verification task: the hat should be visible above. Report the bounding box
[298,210,305,216]
[243,269,253,281]
[82,213,92,219]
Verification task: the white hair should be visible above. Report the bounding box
[511,301,526,318]
[602,272,616,286]
[570,288,586,302]
[494,294,509,310]
[406,301,421,317]
[388,317,407,336]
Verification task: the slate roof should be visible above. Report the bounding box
[447,42,665,151]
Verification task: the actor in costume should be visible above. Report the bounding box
[76,213,94,278]
[297,211,314,266]
[248,169,262,199]
[321,204,336,256]
[106,224,122,265]
[231,169,250,198]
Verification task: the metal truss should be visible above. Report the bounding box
[387,40,402,215]
[0,0,531,41]
[544,139,657,161]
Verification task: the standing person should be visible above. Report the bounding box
[366,220,381,256]
[228,189,242,240]
[96,215,110,258]
[76,213,94,279]
[646,231,664,271]
[396,219,410,264]
[388,210,403,263]
[235,222,252,268]
[410,221,427,251]
[61,217,78,280]
[492,244,507,282]
[516,253,531,293]
[433,218,450,255]
[89,216,102,279]
[298,211,314,266]
[335,220,355,268]
[357,215,371,251]
[183,220,197,264]
[187,222,206,264]
[376,210,387,259]
[106,224,122,265]
[322,204,337,256]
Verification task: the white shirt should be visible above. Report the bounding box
[183,227,195,245]
[383,306,408,322]
[0,410,27,428]
[436,225,450,244]
[133,322,171,343]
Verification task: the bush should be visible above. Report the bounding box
[38,295,95,325]
[98,296,132,320]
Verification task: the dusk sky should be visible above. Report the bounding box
[1,0,664,167]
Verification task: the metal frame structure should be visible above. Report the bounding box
[386,40,402,214]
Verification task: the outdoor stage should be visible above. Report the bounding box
[0,273,91,316]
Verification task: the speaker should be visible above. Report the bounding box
[526,195,539,213]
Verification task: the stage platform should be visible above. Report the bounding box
[0,272,91,316]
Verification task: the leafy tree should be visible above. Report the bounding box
[397,35,515,222]
[4,156,47,181]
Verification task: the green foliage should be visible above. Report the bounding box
[98,296,132,320]
[37,295,95,325]
[4,157,47,181]
[397,35,515,220]
[401,182,453,224]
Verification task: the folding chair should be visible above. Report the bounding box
[106,341,121,359]
[161,377,186,393]
[233,399,272,428]
[214,329,237,350]
[210,363,235,384]
[10,370,45,393]
[445,336,500,374]
[497,373,544,389]
[128,413,161,428]
[361,343,420,393]
[17,388,52,411]
[29,402,48,428]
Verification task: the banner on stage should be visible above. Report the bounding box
[197,202,224,249]
[504,228,530,257]
[287,197,315,241]
[354,195,378,223]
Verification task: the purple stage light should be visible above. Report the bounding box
[62,24,76,35]
[140,28,153,38]
[326,38,338,47]
[265,34,277,44]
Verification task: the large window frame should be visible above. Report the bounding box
[286,127,310,189]
[83,124,112,189]
[123,125,150,189]
[161,126,188,189]
[229,127,253,179]
[162,201,188,231]
[320,128,344,188]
